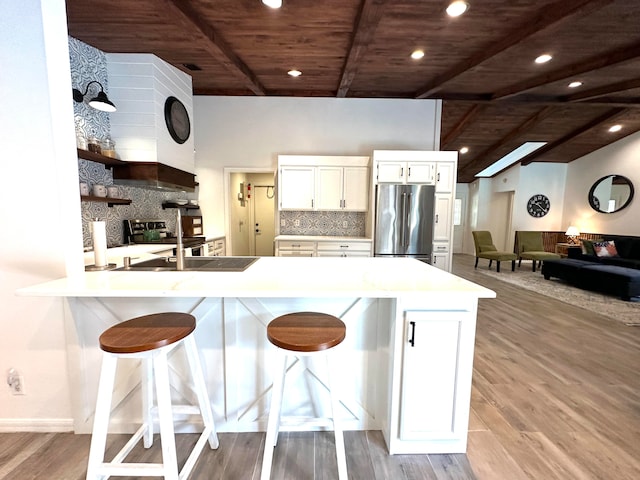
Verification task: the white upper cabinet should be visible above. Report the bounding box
[278,156,370,211]
[435,161,455,193]
[279,166,315,210]
[377,161,435,184]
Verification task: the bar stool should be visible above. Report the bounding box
[260,312,347,480]
[86,312,218,480]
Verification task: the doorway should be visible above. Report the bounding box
[226,169,275,256]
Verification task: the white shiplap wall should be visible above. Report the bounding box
[106,53,195,173]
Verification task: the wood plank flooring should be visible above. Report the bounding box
[1,254,639,479]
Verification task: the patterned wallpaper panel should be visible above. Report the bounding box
[279,211,366,237]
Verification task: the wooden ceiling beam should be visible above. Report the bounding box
[414,0,612,99]
[491,42,640,101]
[459,106,557,175]
[565,78,640,102]
[520,108,627,165]
[165,0,266,96]
[441,104,486,148]
[337,0,387,98]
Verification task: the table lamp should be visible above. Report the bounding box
[565,226,580,244]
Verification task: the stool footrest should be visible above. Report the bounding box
[180,426,216,479]
[111,424,148,464]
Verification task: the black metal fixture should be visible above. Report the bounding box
[72,80,116,112]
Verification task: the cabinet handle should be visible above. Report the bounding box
[311,199,314,208]
[437,172,440,182]
[409,321,416,347]
[407,167,411,177]
[435,214,439,223]
[400,167,404,178]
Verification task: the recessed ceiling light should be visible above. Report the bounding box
[288,69,302,77]
[568,81,583,88]
[459,147,469,154]
[446,1,469,17]
[411,50,425,60]
[535,54,552,64]
[262,0,282,8]
[609,125,622,132]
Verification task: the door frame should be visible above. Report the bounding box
[224,167,275,256]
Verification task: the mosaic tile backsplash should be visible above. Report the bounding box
[279,211,366,237]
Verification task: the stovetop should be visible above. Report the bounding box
[131,236,206,247]
[123,219,205,247]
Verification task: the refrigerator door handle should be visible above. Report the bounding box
[405,193,413,247]
[400,192,407,248]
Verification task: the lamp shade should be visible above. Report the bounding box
[88,91,117,112]
[565,226,580,236]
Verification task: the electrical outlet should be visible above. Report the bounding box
[280,219,286,227]
[294,219,300,227]
[342,221,349,228]
[7,369,25,395]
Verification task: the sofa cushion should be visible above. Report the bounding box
[580,239,600,256]
[593,240,619,257]
[604,235,640,260]
[599,257,640,269]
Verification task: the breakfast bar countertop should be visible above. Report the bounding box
[18,257,495,300]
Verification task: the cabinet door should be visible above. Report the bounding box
[433,194,452,242]
[377,162,405,183]
[316,166,343,210]
[431,251,450,271]
[435,162,455,193]
[279,167,315,210]
[400,311,465,440]
[407,162,435,184]
[343,167,369,211]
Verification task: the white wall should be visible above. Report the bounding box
[194,96,442,238]
[563,131,640,235]
[0,0,80,430]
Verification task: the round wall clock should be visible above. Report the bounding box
[164,96,190,144]
[527,194,550,217]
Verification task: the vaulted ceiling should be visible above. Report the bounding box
[66,0,640,183]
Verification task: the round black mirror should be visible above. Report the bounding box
[588,175,634,213]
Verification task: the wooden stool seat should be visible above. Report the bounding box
[99,312,195,353]
[86,312,218,480]
[267,312,346,352]
[261,312,347,480]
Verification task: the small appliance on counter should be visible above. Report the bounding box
[123,219,206,255]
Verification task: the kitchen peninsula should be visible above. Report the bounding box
[18,257,494,454]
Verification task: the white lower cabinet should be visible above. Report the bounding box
[275,240,315,256]
[316,240,371,257]
[431,242,450,271]
[399,310,470,443]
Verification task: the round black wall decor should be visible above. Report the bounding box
[164,96,190,144]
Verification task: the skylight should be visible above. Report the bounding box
[475,142,547,178]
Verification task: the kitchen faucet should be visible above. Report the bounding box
[176,209,185,271]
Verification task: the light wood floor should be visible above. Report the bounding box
[1,254,639,480]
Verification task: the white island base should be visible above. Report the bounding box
[20,257,495,455]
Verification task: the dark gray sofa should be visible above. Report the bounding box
[542,234,640,300]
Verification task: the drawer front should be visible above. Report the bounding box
[277,240,316,251]
[316,241,371,252]
[432,242,449,253]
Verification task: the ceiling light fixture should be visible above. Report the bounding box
[288,69,302,77]
[262,0,282,8]
[459,147,469,154]
[72,80,117,112]
[535,54,552,64]
[568,81,582,88]
[446,1,469,17]
[411,50,425,60]
[609,125,622,132]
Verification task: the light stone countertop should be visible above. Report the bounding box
[275,235,372,242]
[18,257,495,300]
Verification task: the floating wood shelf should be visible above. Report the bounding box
[77,148,128,167]
[81,195,132,207]
[162,202,200,210]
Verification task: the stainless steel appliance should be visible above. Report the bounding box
[374,184,435,262]
[123,219,206,256]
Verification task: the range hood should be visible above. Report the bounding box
[112,162,196,192]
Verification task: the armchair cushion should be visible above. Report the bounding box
[480,244,497,252]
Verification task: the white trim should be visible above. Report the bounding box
[0,418,74,432]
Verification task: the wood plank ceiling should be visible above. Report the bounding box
[66,0,640,183]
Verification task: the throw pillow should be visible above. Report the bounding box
[580,239,599,256]
[480,244,497,252]
[593,240,619,258]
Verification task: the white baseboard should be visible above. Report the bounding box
[0,418,74,433]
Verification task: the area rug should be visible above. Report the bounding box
[475,264,640,326]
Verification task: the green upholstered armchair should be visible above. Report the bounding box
[515,231,560,272]
[472,231,517,272]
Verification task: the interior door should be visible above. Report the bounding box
[253,185,276,256]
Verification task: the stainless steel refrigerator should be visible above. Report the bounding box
[374,184,435,261]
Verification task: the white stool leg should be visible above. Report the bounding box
[261,350,287,480]
[86,353,117,480]
[184,334,219,449]
[153,350,179,480]
[327,352,348,480]
[141,357,154,448]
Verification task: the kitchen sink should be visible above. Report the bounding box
[117,256,259,272]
